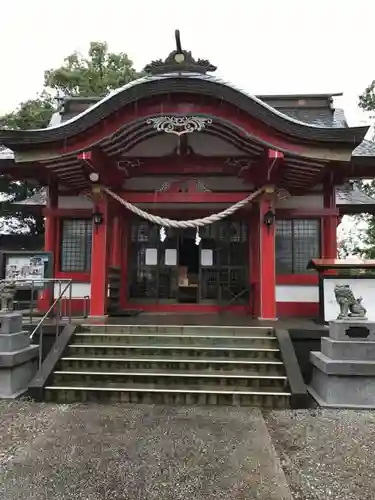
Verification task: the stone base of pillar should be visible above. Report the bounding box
[0,312,38,399]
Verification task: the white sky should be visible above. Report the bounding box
[0,0,374,126]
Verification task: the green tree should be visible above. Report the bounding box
[44,41,140,97]
[359,81,375,117]
[0,91,55,131]
[0,41,139,235]
[346,180,375,258]
[336,82,375,259]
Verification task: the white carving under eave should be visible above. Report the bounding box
[147,116,212,136]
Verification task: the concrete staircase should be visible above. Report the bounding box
[45,324,292,407]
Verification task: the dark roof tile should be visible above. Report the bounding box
[336,185,375,205]
[352,139,375,156]
[0,145,14,159]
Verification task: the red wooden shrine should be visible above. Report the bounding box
[1,31,374,320]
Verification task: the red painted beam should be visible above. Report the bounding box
[117,191,340,212]
[77,147,123,187]
[276,208,338,217]
[119,192,251,203]
[119,158,241,177]
[43,208,92,218]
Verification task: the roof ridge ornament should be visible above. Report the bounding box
[143,29,217,75]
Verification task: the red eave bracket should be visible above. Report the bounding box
[77,147,123,187]
[248,148,284,186]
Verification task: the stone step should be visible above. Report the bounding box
[47,324,291,408]
[52,370,289,389]
[73,333,277,348]
[44,383,291,407]
[58,356,285,374]
[67,344,281,360]
[81,324,274,336]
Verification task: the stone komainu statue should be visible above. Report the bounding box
[334,284,367,320]
[0,281,17,312]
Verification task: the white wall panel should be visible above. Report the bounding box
[276,285,319,303]
[58,196,92,209]
[276,194,323,209]
[54,282,90,298]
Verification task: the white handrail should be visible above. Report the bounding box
[30,279,73,339]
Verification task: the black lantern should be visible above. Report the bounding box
[92,209,104,231]
[263,210,275,233]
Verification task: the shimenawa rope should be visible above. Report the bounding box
[103,186,264,228]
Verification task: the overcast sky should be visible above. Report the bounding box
[1,0,374,126]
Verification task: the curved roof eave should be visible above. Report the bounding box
[0,74,369,148]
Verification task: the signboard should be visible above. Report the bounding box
[5,255,45,281]
[0,252,53,289]
[323,277,375,322]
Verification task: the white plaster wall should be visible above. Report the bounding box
[58,196,93,209]
[276,285,319,303]
[54,283,90,298]
[54,283,319,303]
[275,194,323,209]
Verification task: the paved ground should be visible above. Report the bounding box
[265,408,375,500]
[0,401,291,500]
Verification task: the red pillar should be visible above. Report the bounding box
[40,183,58,310]
[323,183,337,258]
[258,195,277,320]
[44,182,58,255]
[249,210,260,317]
[89,198,110,319]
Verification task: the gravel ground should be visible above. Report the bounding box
[0,399,63,467]
[0,401,291,500]
[265,408,375,500]
[3,401,374,500]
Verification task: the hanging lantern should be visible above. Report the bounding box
[160,227,167,242]
[195,227,201,246]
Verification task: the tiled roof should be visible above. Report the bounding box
[352,139,375,156]
[268,107,348,128]
[14,190,47,205]
[336,186,375,205]
[0,78,373,158]
[0,145,14,159]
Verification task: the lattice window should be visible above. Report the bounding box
[276,219,320,274]
[131,221,158,243]
[60,219,92,272]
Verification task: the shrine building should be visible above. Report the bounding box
[1,32,375,321]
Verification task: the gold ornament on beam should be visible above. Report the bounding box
[147,116,212,136]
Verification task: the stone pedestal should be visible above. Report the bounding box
[0,311,38,398]
[309,320,375,408]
